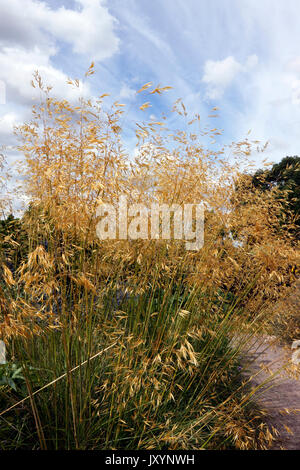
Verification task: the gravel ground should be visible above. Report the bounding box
[242,335,300,450]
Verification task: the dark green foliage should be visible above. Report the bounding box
[0,214,29,273]
[252,156,300,238]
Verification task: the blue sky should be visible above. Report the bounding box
[1,0,300,175]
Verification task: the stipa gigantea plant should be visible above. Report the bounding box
[0,267,275,450]
[0,68,298,449]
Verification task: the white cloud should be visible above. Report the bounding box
[0,80,5,105]
[0,112,19,137]
[0,46,90,106]
[45,0,120,61]
[245,55,258,69]
[290,80,300,106]
[0,0,119,61]
[202,55,258,100]
[232,56,300,164]
[282,57,300,107]
[203,56,242,99]
[0,0,120,159]
[287,57,300,75]
[119,83,136,100]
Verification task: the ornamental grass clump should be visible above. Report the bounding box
[0,68,299,449]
